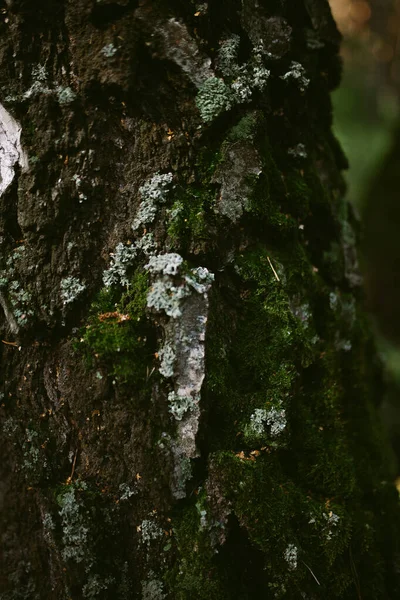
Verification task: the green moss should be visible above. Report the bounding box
[196,147,222,181]
[166,502,227,600]
[74,271,154,386]
[197,219,400,597]
[226,112,260,142]
[119,271,149,319]
[283,170,313,219]
[243,138,286,224]
[167,186,212,250]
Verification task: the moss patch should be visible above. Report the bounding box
[74,271,154,386]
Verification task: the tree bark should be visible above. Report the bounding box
[0,1,399,598]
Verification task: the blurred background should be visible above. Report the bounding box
[328,0,400,476]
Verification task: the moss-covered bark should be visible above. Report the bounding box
[0,0,399,598]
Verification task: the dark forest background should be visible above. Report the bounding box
[331,0,400,481]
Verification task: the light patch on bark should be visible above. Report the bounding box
[167,291,209,459]
[0,103,28,196]
[212,141,262,221]
[145,254,213,495]
[154,19,213,88]
[0,290,19,335]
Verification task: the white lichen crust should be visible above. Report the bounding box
[60,277,86,305]
[0,103,28,197]
[284,544,298,570]
[249,403,287,437]
[132,173,173,231]
[280,61,310,92]
[145,253,214,466]
[212,141,263,222]
[156,18,213,88]
[195,38,270,122]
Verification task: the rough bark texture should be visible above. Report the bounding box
[0,1,399,599]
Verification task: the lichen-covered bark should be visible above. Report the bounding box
[0,1,399,599]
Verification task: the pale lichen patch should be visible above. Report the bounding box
[0,103,28,197]
[284,544,298,570]
[280,61,310,92]
[132,173,173,231]
[212,141,262,222]
[155,18,213,88]
[248,403,287,438]
[146,254,214,475]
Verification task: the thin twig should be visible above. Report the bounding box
[69,449,78,483]
[146,366,156,381]
[2,339,18,346]
[301,560,321,586]
[267,256,280,282]
[349,545,362,599]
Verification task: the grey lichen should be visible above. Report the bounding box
[184,266,215,294]
[145,258,214,319]
[82,575,115,599]
[101,43,117,58]
[251,62,271,91]
[280,61,310,92]
[195,38,270,122]
[22,428,48,481]
[158,343,176,378]
[119,483,137,501]
[230,60,270,105]
[31,64,47,82]
[103,243,138,287]
[22,65,51,100]
[284,544,298,570]
[145,253,183,276]
[231,73,253,104]
[71,173,87,203]
[140,519,163,547]
[0,246,34,328]
[288,143,308,159]
[57,485,90,564]
[8,282,33,326]
[16,65,77,106]
[60,276,86,305]
[132,173,174,231]
[146,279,190,319]
[289,295,312,328]
[248,404,287,437]
[135,232,157,256]
[324,511,340,541]
[335,338,352,352]
[42,513,55,531]
[141,573,166,600]
[168,391,197,421]
[103,234,156,288]
[195,77,233,122]
[249,408,269,435]
[56,86,77,105]
[145,254,213,318]
[217,35,241,77]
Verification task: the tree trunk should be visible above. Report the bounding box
[0,1,399,598]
